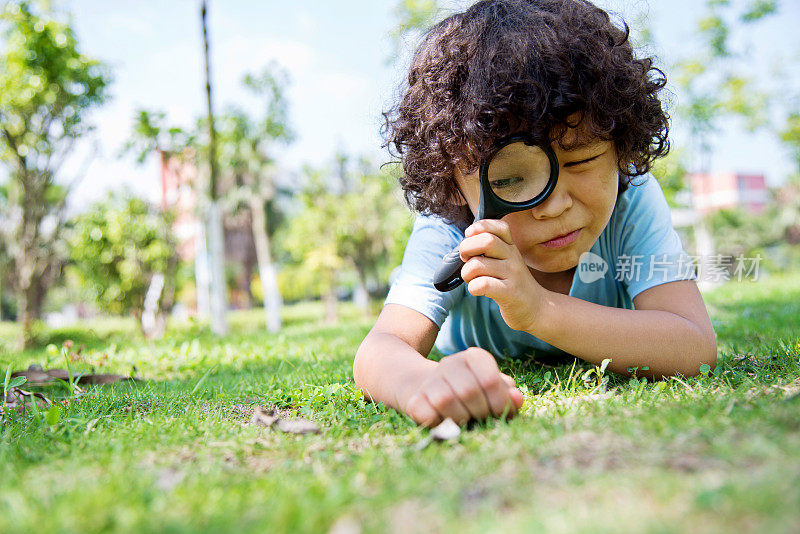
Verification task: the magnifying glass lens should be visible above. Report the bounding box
[487,142,552,203]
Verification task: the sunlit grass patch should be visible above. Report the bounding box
[1,277,799,533]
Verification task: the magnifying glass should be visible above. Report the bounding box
[433,135,559,292]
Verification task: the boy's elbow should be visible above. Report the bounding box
[683,329,718,377]
[701,327,718,370]
[352,338,372,392]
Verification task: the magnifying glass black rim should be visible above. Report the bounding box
[478,135,559,218]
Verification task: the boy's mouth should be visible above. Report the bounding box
[539,229,581,249]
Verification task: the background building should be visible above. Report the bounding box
[690,172,769,215]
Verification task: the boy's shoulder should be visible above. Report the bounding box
[611,174,673,230]
[618,174,666,207]
[411,213,467,242]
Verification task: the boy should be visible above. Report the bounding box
[354,0,717,427]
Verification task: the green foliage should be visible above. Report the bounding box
[0,1,110,162]
[781,111,800,173]
[278,158,412,300]
[707,207,774,258]
[388,0,442,62]
[650,148,689,207]
[241,63,293,144]
[740,0,778,22]
[671,0,778,168]
[0,1,110,345]
[121,109,194,164]
[68,194,180,319]
[705,203,800,272]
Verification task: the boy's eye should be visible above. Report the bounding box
[563,153,602,168]
[489,176,523,189]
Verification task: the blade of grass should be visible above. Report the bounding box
[3,363,12,402]
[190,364,217,397]
[63,346,74,394]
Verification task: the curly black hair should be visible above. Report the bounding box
[383,0,670,227]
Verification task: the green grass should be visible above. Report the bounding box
[1,276,799,533]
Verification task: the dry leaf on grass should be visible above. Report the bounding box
[11,365,138,386]
[249,406,320,434]
[276,418,320,435]
[250,406,279,428]
[2,387,52,415]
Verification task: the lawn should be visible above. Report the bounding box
[1,275,799,533]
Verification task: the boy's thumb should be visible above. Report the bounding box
[508,387,525,410]
[500,373,516,388]
[500,373,525,410]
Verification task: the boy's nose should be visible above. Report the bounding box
[530,181,572,220]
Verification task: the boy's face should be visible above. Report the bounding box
[454,130,619,275]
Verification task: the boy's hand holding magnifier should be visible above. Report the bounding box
[434,135,559,332]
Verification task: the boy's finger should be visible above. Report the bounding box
[440,360,492,420]
[462,352,512,417]
[459,232,512,261]
[461,256,507,284]
[405,391,443,428]
[466,219,514,245]
[499,373,516,388]
[423,380,470,426]
[466,275,507,299]
[434,377,473,425]
[508,387,525,410]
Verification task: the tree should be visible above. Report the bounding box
[672,0,778,172]
[649,147,690,208]
[781,110,800,176]
[121,108,193,164]
[120,108,206,324]
[0,1,110,347]
[124,64,294,333]
[200,0,228,336]
[68,194,180,333]
[279,157,412,320]
[215,64,293,333]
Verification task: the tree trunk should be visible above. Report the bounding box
[18,278,38,349]
[201,0,228,336]
[207,200,228,335]
[353,265,370,316]
[324,288,338,324]
[0,263,4,322]
[141,272,166,340]
[16,186,45,349]
[249,195,282,333]
[194,218,211,317]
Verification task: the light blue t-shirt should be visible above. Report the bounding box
[384,175,696,359]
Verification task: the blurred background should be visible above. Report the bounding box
[1,0,799,350]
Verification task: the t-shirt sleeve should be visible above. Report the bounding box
[615,177,697,300]
[384,215,466,328]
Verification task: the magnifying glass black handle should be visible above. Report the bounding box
[433,248,465,292]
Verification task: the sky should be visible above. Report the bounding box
[31,0,800,208]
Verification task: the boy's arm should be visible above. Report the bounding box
[353,304,523,426]
[353,304,439,412]
[459,219,717,378]
[532,280,716,378]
